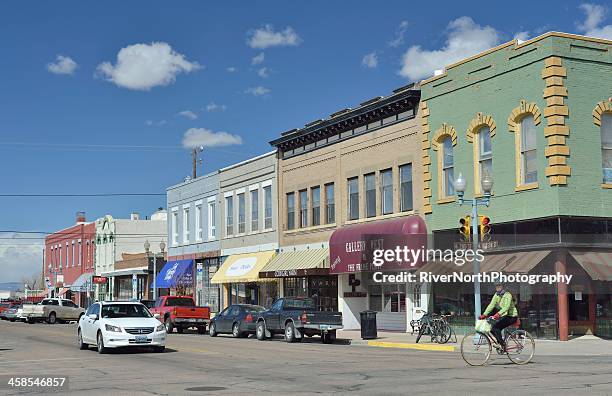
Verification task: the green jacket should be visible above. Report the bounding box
[483,291,518,317]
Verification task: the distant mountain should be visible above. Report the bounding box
[0,282,22,292]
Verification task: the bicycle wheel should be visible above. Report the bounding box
[436,322,452,344]
[461,332,491,366]
[505,330,535,364]
[415,323,427,343]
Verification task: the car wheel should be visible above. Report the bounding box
[154,346,165,353]
[256,321,267,341]
[165,318,174,333]
[9,318,15,322]
[97,332,107,354]
[284,322,297,343]
[322,331,336,344]
[197,326,207,335]
[77,329,88,350]
[209,323,218,337]
[48,312,57,325]
[232,323,242,338]
[27,318,35,324]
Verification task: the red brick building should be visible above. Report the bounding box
[44,212,96,307]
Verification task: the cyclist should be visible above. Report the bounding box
[479,282,518,351]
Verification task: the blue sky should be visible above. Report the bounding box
[1,1,611,282]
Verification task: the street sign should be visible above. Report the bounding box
[132,274,138,299]
[92,276,107,284]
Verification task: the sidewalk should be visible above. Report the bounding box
[339,330,612,356]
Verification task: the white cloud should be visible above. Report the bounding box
[47,55,77,75]
[96,42,201,90]
[514,31,530,42]
[399,17,500,81]
[0,233,44,283]
[145,119,167,127]
[388,21,409,48]
[205,103,227,112]
[257,67,269,78]
[247,25,301,49]
[251,52,265,65]
[245,86,270,96]
[178,110,198,120]
[361,52,378,68]
[226,66,237,73]
[577,4,612,40]
[182,128,243,149]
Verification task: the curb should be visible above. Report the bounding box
[350,339,456,352]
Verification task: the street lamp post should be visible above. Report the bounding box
[145,239,166,300]
[454,172,493,321]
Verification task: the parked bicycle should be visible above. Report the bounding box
[412,312,453,344]
[461,317,535,366]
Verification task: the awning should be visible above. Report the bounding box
[57,287,69,297]
[69,273,93,291]
[329,216,427,274]
[211,251,276,284]
[418,250,551,275]
[259,248,329,278]
[155,259,194,288]
[570,251,612,281]
[101,266,150,277]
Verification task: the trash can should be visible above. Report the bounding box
[360,310,378,339]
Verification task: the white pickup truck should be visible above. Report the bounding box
[22,298,85,324]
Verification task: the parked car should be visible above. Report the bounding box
[0,302,12,316]
[209,304,265,338]
[77,301,166,353]
[21,298,85,324]
[140,299,156,309]
[255,297,343,343]
[3,304,23,322]
[149,296,210,334]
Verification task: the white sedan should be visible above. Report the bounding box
[77,301,166,353]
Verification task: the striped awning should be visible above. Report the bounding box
[259,248,329,278]
[417,250,551,275]
[570,251,612,281]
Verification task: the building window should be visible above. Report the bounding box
[299,189,308,228]
[78,241,82,266]
[195,203,203,241]
[325,183,335,224]
[442,137,455,197]
[381,169,393,215]
[85,241,89,268]
[475,126,493,194]
[287,192,295,230]
[225,196,234,236]
[399,164,413,212]
[66,243,69,268]
[72,241,75,267]
[348,177,359,220]
[251,189,259,232]
[601,113,612,184]
[365,173,376,218]
[59,247,62,269]
[208,201,216,239]
[264,185,272,229]
[520,115,537,184]
[183,207,190,243]
[172,210,178,246]
[238,193,246,234]
[311,186,321,226]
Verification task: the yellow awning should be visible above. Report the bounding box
[211,251,276,284]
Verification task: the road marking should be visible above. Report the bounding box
[367,341,456,352]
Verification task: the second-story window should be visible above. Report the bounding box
[171,210,178,245]
[311,186,321,226]
[225,196,234,236]
[365,173,376,218]
[325,183,335,224]
[251,189,259,232]
[264,185,272,229]
[195,203,203,241]
[72,241,75,267]
[348,177,359,220]
[477,127,493,191]
[183,207,190,243]
[601,113,612,184]
[286,192,295,230]
[381,169,393,215]
[299,189,308,228]
[442,137,455,196]
[520,115,537,184]
[78,240,82,266]
[208,200,216,239]
[399,164,413,212]
[238,193,246,234]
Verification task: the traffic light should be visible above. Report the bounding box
[479,216,492,242]
[459,215,471,241]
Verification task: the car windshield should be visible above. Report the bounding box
[165,297,194,306]
[284,298,316,310]
[101,304,152,319]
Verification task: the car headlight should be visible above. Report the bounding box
[156,324,166,332]
[105,324,122,332]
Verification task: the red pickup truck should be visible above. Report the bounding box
[149,296,210,334]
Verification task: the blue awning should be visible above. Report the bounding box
[155,259,194,288]
[69,272,93,291]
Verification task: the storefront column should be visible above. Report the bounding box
[555,250,569,341]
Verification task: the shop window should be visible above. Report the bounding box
[381,168,393,215]
[365,173,376,218]
[399,163,413,212]
[283,277,308,298]
[263,185,272,229]
[347,177,359,220]
[325,183,335,224]
[299,189,308,228]
[286,192,295,230]
[601,113,612,184]
[250,189,259,232]
[238,193,245,234]
[311,186,321,226]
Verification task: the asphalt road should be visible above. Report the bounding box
[0,320,611,395]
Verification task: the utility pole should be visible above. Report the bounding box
[191,146,204,179]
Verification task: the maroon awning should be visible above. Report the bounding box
[329,216,427,274]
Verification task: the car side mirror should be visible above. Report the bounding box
[88,313,98,321]
[153,313,160,319]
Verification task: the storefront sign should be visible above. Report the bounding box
[275,269,297,277]
[225,257,257,277]
[343,291,367,298]
[132,274,138,299]
[259,268,330,278]
[92,276,107,284]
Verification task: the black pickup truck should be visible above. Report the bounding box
[255,297,343,343]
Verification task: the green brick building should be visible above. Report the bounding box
[418,32,612,340]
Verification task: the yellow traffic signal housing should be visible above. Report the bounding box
[479,215,492,242]
[459,215,471,241]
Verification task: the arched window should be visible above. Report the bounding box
[432,123,457,202]
[601,113,612,184]
[475,126,493,193]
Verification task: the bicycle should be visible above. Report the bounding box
[414,313,453,344]
[460,318,535,366]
